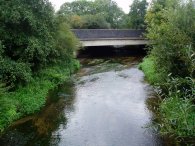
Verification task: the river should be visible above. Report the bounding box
[0,57,176,146]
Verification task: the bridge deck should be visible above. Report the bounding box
[72,29,147,47]
[72,29,145,39]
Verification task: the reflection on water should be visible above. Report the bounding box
[0,57,178,146]
[0,81,76,146]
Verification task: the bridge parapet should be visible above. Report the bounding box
[72,29,145,40]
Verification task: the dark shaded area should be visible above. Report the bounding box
[72,29,145,40]
[77,45,147,58]
[0,81,76,146]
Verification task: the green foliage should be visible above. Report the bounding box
[146,0,195,78]
[157,77,195,137]
[0,0,56,85]
[162,76,195,97]
[54,21,79,61]
[58,0,125,29]
[58,0,94,16]
[68,15,86,29]
[0,0,80,133]
[0,60,79,132]
[128,0,148,29]
[139,57,165,84]
[159,96,195,137]
[0,98,19,132]
[62,14,111,29]
[0,81,8,97]
[0,58,32,85]
[94,0,125,28]
[82,14,111,29]
[0,0,78,85]
[143,0,195,138]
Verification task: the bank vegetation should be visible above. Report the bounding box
[0,0,80,133]
[140,0,195,139]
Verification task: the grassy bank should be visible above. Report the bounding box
[139,57,164,85]
[0,59,80,133]
[140,56,195,138]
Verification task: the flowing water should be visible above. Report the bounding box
[0,57,175,146]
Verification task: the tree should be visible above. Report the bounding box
[0,0,56,84]
[82,14,111,29]
[0,0,78,85]
[128,0,148,29]
[58,0,94,16]
[69,15,85,29]
[93,0,125,28]
[146,0,195,77]
[57,0,125,29]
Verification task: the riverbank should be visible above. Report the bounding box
[0,59,80,133]
[139,57,195,142]
[0,57,165,145]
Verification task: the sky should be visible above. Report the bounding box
[49,0,151,14]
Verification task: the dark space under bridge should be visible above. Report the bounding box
[72,29,148,47]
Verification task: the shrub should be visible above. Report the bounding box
[0,58,32,85]
[0,60,80,132]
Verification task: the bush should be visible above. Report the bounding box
[0,58,32,85]
[0,59,79,132]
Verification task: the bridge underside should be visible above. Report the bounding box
[80,39,148,47]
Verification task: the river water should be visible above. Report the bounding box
[1,57,171,146]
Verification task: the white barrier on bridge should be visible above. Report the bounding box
[80,39,148,47]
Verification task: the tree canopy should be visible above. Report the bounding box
[0,0,78,86]
[57,0,125,29]
[146,0,195,77]
[128,0,148,29]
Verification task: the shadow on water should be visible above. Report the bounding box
[0,81,76,146]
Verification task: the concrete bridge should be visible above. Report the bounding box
[72,29,148,47]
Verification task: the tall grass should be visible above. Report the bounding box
[159,95,195,137]
[158,77,195,137]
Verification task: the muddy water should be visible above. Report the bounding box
[0,57,166,146]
